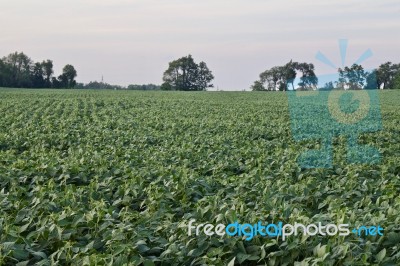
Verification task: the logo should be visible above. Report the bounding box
[188,220,384,241]
[287,39,382,168]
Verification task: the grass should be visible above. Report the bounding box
[0,88,399,265]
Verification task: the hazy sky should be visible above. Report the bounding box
[0,0,399,90]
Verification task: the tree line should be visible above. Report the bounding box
[160,55,400,91]
[75,81,160,90]
[251,61,400,91]
[251,60,318,91]
[0,52,77,89]
[1,51,400,90]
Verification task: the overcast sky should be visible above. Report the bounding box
[0,0,399,90]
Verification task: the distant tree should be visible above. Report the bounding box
[297,63,318,90]
[0,52,75,89]
[2,52,33,87]
[338,64,367,90]
[393,72,400,89]
[365,70,379,90]
[375,62,400,89]
[321,81,335,91]
[376,62,392,89]
[51,77,62,88]
[253,61,317,91]
[162,55,214,91]
[127,84,160,90]
[250,80,266,91]
[283,60,297,91]
[388,63,400,89]
[259,67,282,91]
[0,59,12,87]
[42,60,54,87]
[74,82,85,89]
[196,61,214,90]
[58,64,77,88]
[160,82,173,91]
[31,62,46,88]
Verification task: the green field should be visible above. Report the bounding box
[0,89,399,265]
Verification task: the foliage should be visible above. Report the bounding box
[253,61,318,91]
[75,82,160,90]
[321,81,335,91]
[162,55,214,91]
[365,70,379,90]
[57,65,77,89]
[0,89,400,265]
[250,80,265,91]
[253,61,400,92]
[0,52,76,89]
[393,73,400,89]
[375,62,400,90]
[338,64,367,90]
[127,84,160,91]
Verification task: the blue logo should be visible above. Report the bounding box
[287,39,382,168]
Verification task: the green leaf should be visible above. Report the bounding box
[237,253,251,264]
[13,249,30,260]
[143,260,155,266]
[376,248,386,262]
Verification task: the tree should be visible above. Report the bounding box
[160,82,173,91]
[31,62,46,88]
[283,60,297,91]
[127,84,160,90]
[0,59,12,87]
[58,64,77,88]
[2,52,33,87]
[296,63,318,90]
[250,80,265,91]
[388,63,400,89]
[259,66,285,91]
[253,61,317,91]
[41,60,54,87]
[0,52,76,89]
[365,70,379,90]
[375,62,400,89]
[162,55,214,91]
[338,64,367,90]
[321,81,335,91]
[393,72,400,89]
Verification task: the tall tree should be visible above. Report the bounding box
[259,67,282,91]
[393,72,400,89]
[338,64,367,90]
[252,61,317,91]
[58,64,77,88]
[31,62,46,88]
[365,70,380,90]
[0,59,12,87]
[41,60,54,87]
[375,62,400,89]
[388,63,400,89]
[283,60,297,91]
[162,55,214,91]
[297,63,318,90]
[2,52,33,87]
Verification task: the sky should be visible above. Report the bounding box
[0,0,399,90]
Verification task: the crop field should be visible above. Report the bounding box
[0,89,400,265]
